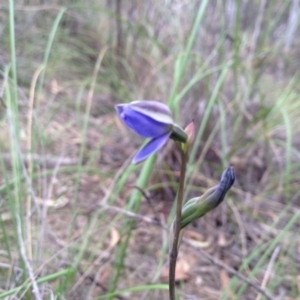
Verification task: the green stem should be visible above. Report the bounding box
[169,149,187,300]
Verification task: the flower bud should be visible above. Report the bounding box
[170,167,235,250]
[180,167,235,229]
[182,121,195,153]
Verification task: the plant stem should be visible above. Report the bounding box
[169,149,188,300]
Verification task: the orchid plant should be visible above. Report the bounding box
[115,100,235,300]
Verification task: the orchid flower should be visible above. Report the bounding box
[115,100,187,164]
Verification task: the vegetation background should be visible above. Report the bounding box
[1,0,300,299]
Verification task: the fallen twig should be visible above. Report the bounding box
[1,153,78,167]
[255,245,280,300]
[16,214,42,300]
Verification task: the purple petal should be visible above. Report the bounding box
[132,132,171,164]
[214,167,235,204]
[130,101,173,124]
[116,104,171,138]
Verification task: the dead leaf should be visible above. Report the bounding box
[220,269,230,289]
[161,258,191,282]
[96,264,112,288]
[109,227,120,248]
[218,231,228,247]
[0,212,11,221]
[184,230,210,248]
[36,196,69,208]
[50,79,64,94]
[185,230,204,241]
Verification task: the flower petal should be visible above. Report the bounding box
[116,104,171,138]
[214,167,235,204]
[132,132,171,164]
[130,100,173,124]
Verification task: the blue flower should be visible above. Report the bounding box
[115,101,186,164]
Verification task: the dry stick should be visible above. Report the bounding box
[99,204,164,228]
[39,154,66,268]
[251,0,268,55]
[129,184,157,215]
[228,200,247,258]
[1,153,78,167]
[26,65,44,262]
[284,0,300,52]
[16,214,42,300]
[169,150,187,300]
[115,0,123,61]
[255,245,280,300]
[6,114,41,218]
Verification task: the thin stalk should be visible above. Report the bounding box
[169,149,187,300]
[8,0,18,110]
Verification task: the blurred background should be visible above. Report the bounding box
[1,0,300,299]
